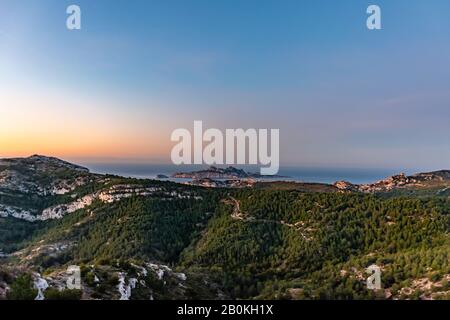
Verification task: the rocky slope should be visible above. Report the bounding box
[172,166,286,179]
[0,156,448,300]
[172,166,250,179]
[334,171,450,193]
[0,156,223,300]
[0,155,203,222]
[0,155,90,196]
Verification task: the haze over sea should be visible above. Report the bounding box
[80,163,417,185]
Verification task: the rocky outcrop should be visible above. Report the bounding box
[189,178,256,188]
[40,195,97,220]
[0,205,38,222]
[0,155,91,196]
[334,171,450,193]
[1,184,203,222]
[98,185,163,203]
[173,166,286,180]
[334,181,359,192]
[173,166,249,179]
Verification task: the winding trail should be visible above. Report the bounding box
[223,197,311,240]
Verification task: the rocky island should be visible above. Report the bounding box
[172,166,287,180]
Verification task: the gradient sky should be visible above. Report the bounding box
[1,0,450,170]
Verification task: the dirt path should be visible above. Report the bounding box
[223,197,311,240]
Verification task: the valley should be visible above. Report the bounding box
[0,155,449,300]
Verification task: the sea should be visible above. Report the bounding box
[80,163,414,185]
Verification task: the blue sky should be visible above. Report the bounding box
[1,0,450,170]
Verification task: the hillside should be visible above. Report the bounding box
[0,156,449,300]
[172,166,286,180]
[335,171,450,195]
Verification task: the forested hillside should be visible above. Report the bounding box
[0,156,449,300]
[181,191,449,299]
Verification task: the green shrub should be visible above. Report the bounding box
[6,274,37,300]
[45,288,82,300]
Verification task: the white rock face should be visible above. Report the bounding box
[146,263,173,280]
[40,194,96,220]
[98,185,163,203]
[1,180,203,222]
[33,274,49,300]
[175,273,187,281]
[117,273,137,300]
[0,205,38,222]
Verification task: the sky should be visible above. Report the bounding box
[1,0,450,170]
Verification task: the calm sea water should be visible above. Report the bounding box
[81,163,411,185]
